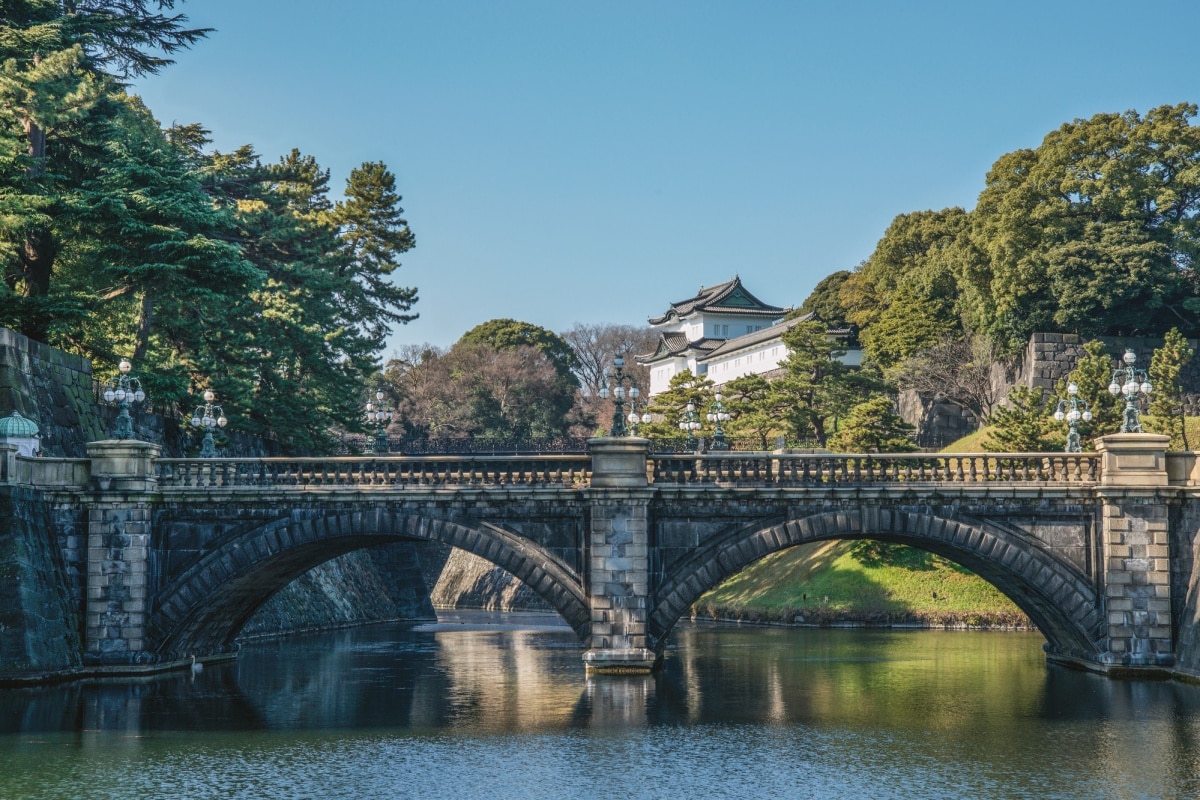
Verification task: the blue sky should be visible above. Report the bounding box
[133,0,1200,355]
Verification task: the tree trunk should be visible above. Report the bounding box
[17,109,54,341]
[134,289,154,361]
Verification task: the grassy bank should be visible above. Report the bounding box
[693,540,1031,629]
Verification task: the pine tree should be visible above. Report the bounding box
[0,0,208,340]
[1062,340,1123,442]
[765,320,871,447]
[641,370,715,441]
[331,161,418,351]
[985,387,1063,452]
[1147,328,1194,449]
[829,395,918,453]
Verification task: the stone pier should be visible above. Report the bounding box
[583,438,659,673]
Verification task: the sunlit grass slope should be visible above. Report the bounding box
[694,540,1030,628]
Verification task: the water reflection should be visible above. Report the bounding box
[2,614,1200,800]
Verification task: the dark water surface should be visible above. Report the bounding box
[2,614,1200,799]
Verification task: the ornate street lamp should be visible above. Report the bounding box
[1107,349,1153,433]
[626,393,652,437]
[597,356,641,437]
[678,402,702,451]
[1053,382,1093,453]
[365,390,394,454]
[706,392,731,451]
[189,389,228,458]
[101,358,146,440]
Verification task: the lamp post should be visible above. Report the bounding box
[1107,349,1153,433]
[625,393,652,437]
[1053,382,1093,453]
[597,356,641,437]
[678,402,702,451]
[189,389,228,458]
[365,390,394,454]
[706,392,731,451]
[101,358,146,440]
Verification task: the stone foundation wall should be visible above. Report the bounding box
[0,327,445,655]
[1171,501,1200,678]
[904,332,1200,446]
[428,548,551,611]
[0,487,82,674]
[241,544,437,639]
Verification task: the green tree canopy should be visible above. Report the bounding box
[828,395,917,453]
[985,387,1063,453]
[460,318,580,388]
[968,104,1200,347]
[840,208,968,368]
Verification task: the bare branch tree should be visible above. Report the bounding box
[893,334,1004,426]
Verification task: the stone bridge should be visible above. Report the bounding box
[5,434,1200,680]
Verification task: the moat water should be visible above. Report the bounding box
[2,613,1199,799]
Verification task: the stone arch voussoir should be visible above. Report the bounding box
[147,509,589,660]
[651,508,1104,660]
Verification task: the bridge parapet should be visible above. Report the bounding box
[0,447,89,490]
[154,454,592,490]
[649,452,1099,486]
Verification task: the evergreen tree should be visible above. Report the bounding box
[828,395,918,453]
[985,387,1063,452]
[641,369,715,440]
[331,161,418,350]
[1062,340,1124,442]
[721,374,780,449]
[0,0,207,340]
[765,320,870,446]
[1147,328,1194,449]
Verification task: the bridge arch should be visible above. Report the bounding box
[651,508,1106,663]
[146,509,590,660]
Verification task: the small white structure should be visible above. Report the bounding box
[638,277,861,397]
[0,410,41,456]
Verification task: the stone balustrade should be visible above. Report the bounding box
[650,452,1100,486]
[154,454,593,490]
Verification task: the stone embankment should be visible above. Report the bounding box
[0,327,449,677]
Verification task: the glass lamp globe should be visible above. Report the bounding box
[1054,410,1065,421]
[119,359,132,374]
[1108,381,1121,395]
[133,389,145,403]
[218,416,228,427]
[629,387,640,399]
[627,411,639,424]
[1067,409,1081,422]
[1123,380,1138,395]
[114,388,126,402]
[641,413,651,424]
[615,386,625,399]
[598,386,610,399]
[191,415,201,427]
[1083,410,1093,421]
[104,388,115,403]
[204,390,215,403]
[1140,381,1153,394]
[1067,382,1079,396]
[1123,349,1137,365]
[613,356,625,369]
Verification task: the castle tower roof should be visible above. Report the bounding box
[647,276,788,326]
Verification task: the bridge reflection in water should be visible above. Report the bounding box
[5,432,1199,680]
[1,617,1199,800]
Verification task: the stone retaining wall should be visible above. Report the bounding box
[0,327,449,673]
[905,332,1200,446]
[0,487,81,673]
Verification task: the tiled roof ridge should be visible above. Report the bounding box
[648,276,788,325]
